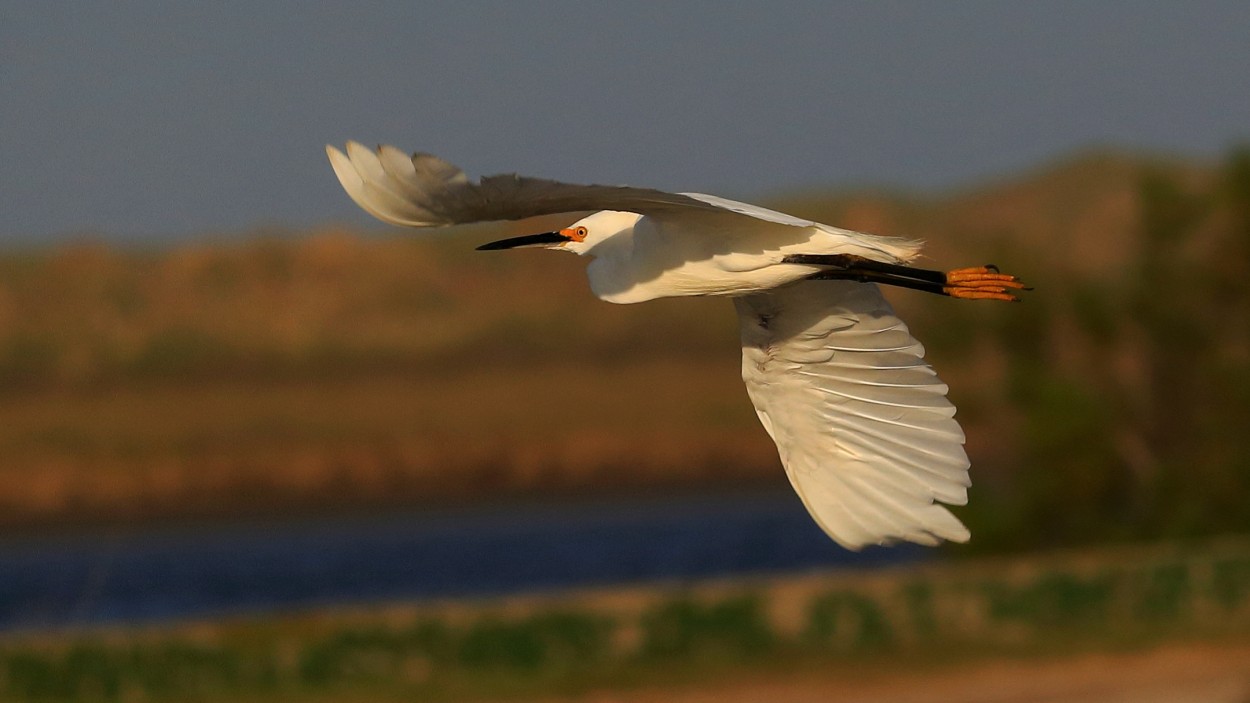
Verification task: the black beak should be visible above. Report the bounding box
[476,232,568,251]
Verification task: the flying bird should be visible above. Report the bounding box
[326,142,1027,550]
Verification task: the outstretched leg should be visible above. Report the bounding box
[783,254,1029,302]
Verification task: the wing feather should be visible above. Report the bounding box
[327,142,926,266]
[806,376,956,411]
[327,142,725,228]
[735,279,972,550]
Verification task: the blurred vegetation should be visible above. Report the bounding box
[0,148,1247,553]
[2,538,1248,701]
[951,148,1250,551]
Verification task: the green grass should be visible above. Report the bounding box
[3,538,1249,702]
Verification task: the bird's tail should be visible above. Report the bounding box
[814,224,924,264]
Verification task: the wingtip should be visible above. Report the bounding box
[378,143,409,160]
[344,140,374,164]
[937,510,972,544]
[325,144,356,182]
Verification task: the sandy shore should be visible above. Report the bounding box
[545,642,1250,703]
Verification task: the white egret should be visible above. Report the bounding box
[326,142,1027,550]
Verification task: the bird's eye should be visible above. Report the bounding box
[573,226,589,241]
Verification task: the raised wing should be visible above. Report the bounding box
[679,192,820,228]
[735,279,971,550]
[327,142,726,228]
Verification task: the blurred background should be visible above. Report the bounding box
[2,2,1249,701]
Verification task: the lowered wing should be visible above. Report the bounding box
[735,279,971,550]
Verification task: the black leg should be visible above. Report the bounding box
[783,254,1029,301]
[783,254,947,284]
[784,254,947,294]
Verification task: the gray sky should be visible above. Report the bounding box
[3,1,1249,242]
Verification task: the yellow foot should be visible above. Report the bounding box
[944,265,1030,301]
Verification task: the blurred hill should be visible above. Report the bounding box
[0,148,1245,553]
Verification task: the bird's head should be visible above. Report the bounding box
[476,211,640,256]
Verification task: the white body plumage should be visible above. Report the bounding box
[566,206,921,304]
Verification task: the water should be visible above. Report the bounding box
[0,488,922,630]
